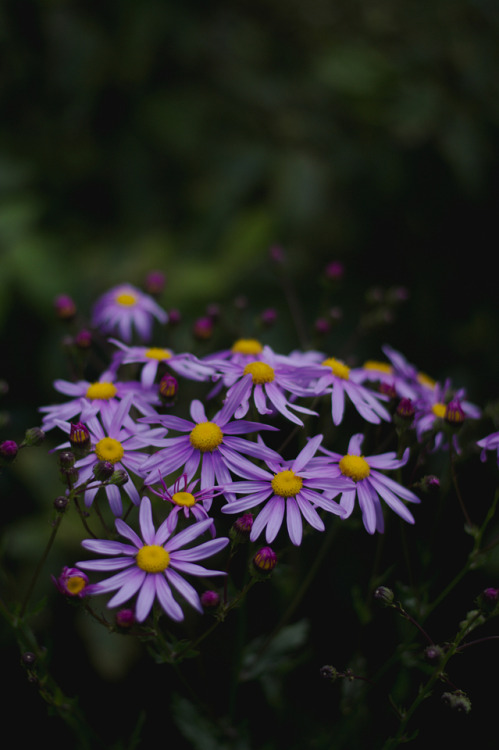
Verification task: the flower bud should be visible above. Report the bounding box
[230,513,253,544]
[74,329,92,349]
[145,270,166,296]
[477,587,499,615]
[396,398,415,420]
[201,590,220,609]
[116,609,135,628]
[54,495,69,512]
[58,451,75,469]
[0,440,18,463]
[374,586,395,606]
[22,427,45,447]
[54,294,76,320]
[314,317,330,335]
[21,651,36,666]
[325,261,344,281]
[424,644,444,665]
[159,374,178,406]
[320,665,339,682]
[110,469,128,486]
[252,546,277,577]
[69,422,91,458]
[93,461,115,482]
[52,566,89,597]
[193,316,213,341]
[168,309,181,326]
[260,308,277,327]
[445,398,465,426]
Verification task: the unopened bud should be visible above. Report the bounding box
[374,586,395,606]
[0,440,18,463]
[145,270,166,296]
[252,546,277,577]
[74,329,92,349]
[93,461,115,482]
[201,590,220,609]
[320,665,339,682]
[159,374,178,405]
[54,495,69,512]
[230,513,253,543]
[396,398,415,419]
[58,451,75,469]
[54,294,76,320]
[193,316,213,341]
[116,609,135,628]
[445,399,465,426]
[69,422,91,457]
[110,469,128,486]
[22,427,45,447]
[424,644,444,665]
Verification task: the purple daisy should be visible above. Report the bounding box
[477,431,499,466]
[413,380,480,451]
[221,434,346,546]
[55,395,168,516]
[311,356,391,426]
[209,345,319,426]
[39,370,159,431]
[92,284,168,342]
[109,339,214,387]
[77,496,229,622]
[318,434,420,534]
[149,472,226,536]
[141,379,280,503]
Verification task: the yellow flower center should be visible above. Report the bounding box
[85,382,118,400]
[115,292,137,306]
[95,437,125,463]
[136,545,170,573]
[243,361,275,384]
[271,470,303,497]
[363,360,393,375]
[66,576,87,595]
[231,338,263,355]
[189,422,224,452]
[172,491,196,507]
[339,454,370,481]
[432,402,447,419]
[322,358,350,380]
[417,372,436,389]
[145,347,172,361]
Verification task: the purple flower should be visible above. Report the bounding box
[311,356,391,426]
[39,370,159,431]
[55,395,168,515]
[149,473,225,535]
[413,380,480,452]
[52,566,89,597]
[110,339,214,386]
[77,496,229,622]
[318,434,420,534]
[477,431,499,466]
[92,284,168,342]
[210,345,319,426]
[141,386,279,503]
[221,434,346,546]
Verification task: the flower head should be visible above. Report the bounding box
[318,434,420,534]
[78,496,229,622]
[221,434,346,546]
[52,566,89,597]
[92,284,168,342]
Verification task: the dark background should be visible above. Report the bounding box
[1,1,499,748]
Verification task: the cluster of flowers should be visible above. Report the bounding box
[33,282,496,626]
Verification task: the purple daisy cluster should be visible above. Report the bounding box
[40,279,489,626]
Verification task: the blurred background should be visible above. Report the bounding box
[2,0,499,747]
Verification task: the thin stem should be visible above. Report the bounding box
[19,512,65,618]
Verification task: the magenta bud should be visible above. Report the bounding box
[159,374,178,404]
[201,590,220,608]
[325,261,344,281]
[193,316,213,341]
[145,270,166,296]
[396,398,415,419]
[54,294,76,320]
[253,546,277,573]
[74,329,92,349]
[116,609,135,628]
[168,309,181,326]
[0,440,18,462]
[445,399,465,425]
[260,308,277,327]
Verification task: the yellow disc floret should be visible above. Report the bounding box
[145,347,172,360]
[339,454,371,482]
[243,361,275,384]
[136,545,170,573]
[95,437,125,463]
[115,292,137,306]
[271,470,304,497]
[86,382,118,400]
[66,576,87,595]
[418,372,436,389]
[363,360,393,375]
[172,491,196,507]
[231,338,263,355]
[432,402,447,419]
[189,422,224,452]
[322,358,350,380]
